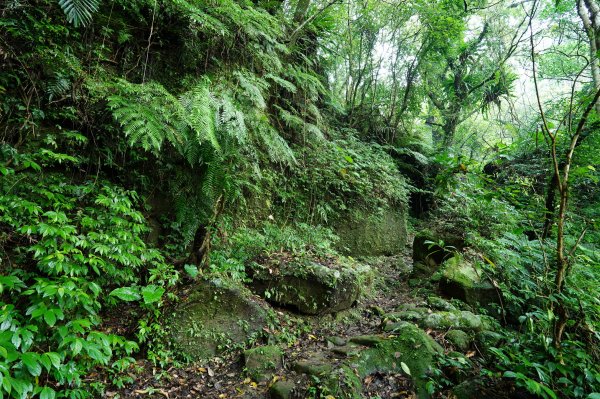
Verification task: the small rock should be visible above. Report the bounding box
[427,296,457,311]
[422,310,483,332]
[330,345,361,358]
[385,310,427,323]
[326,336,347,346]
[445,330,471,351]
[369,305,386,316]
[268,380,295,399]
[349,334,386,346]
[244,345,283,382]
[382,320,413,332]
[293,354,333,376]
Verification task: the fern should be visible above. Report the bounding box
[234,70,268,109]
[180,82,220,153]
[58,0,99,27]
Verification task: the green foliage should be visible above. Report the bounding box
[208,217,340,281]
[58,0,99,27]
[0,145,177,398]
[275,130,409,224]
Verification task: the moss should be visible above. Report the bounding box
[250,259,372,315]
[244,345,283,382]
[269,380,296,399]
[439,256,499,308]
[422,310,483,332]
[168,279,267,360]
[335,208,407,256]
[445,330,471,351]
[324,365,363,399]
[353,324,442,399]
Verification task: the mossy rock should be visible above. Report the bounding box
[268,380,296,399]
[244,345,283,382]
[300,325,442,399]
[439,256,499,308]
[412,231,464,275]
[445,330,471,351]
[250,259,372,315]
[351,324,443,399]
[168,279,268,360]
[335,208,407,256]
[422,310,484,332]
[427,296,457,311]
[293,353,333,376]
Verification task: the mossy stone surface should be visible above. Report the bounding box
[445,330,471,351]
[335,208,407,256]
[427,296,457,311]
[268,380,295,399]
[422,310,484,332]
[439,256,499,308]
[351,324,443,399]
[244,345,283,382]
[349,334,388,347]
[169,279,267,360]
[250,259,372,315]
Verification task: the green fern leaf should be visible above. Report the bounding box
[58,0,100,27]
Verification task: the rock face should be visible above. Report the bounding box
[335,208,407,256]
[250,259,371,315]
[439,256,499,308]
[244,345,283,382]
[169,279,268,360]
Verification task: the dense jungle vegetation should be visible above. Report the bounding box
[1,0,600,397]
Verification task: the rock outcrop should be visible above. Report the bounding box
[169,279,268,360]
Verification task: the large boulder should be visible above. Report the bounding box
[249,258,372,315]
[335,208,407,256]
[169,279,268,360]
[439,256,499,308]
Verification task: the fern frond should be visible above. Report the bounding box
[58,0,99,27]
[234,70,268,109]
[180,83,220,152]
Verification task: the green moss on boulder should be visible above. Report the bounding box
[412,231,464,275]
[244,345,283,382]
[335,208,407,256]
[268,380,295,399]
[445,330,471,351]
[169,279,268,360]
[250,259,372,315]
[439,256,499,308]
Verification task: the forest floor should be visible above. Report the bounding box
[106,240,517,399]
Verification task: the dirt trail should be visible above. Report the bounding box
[111,248,459,399]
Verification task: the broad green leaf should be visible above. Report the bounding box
[141,285,165,305]
[40,387,56,399]
[22,352,42,377]
[184,264,199,278]
[400,362,411,376]
[109,287,140,301]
